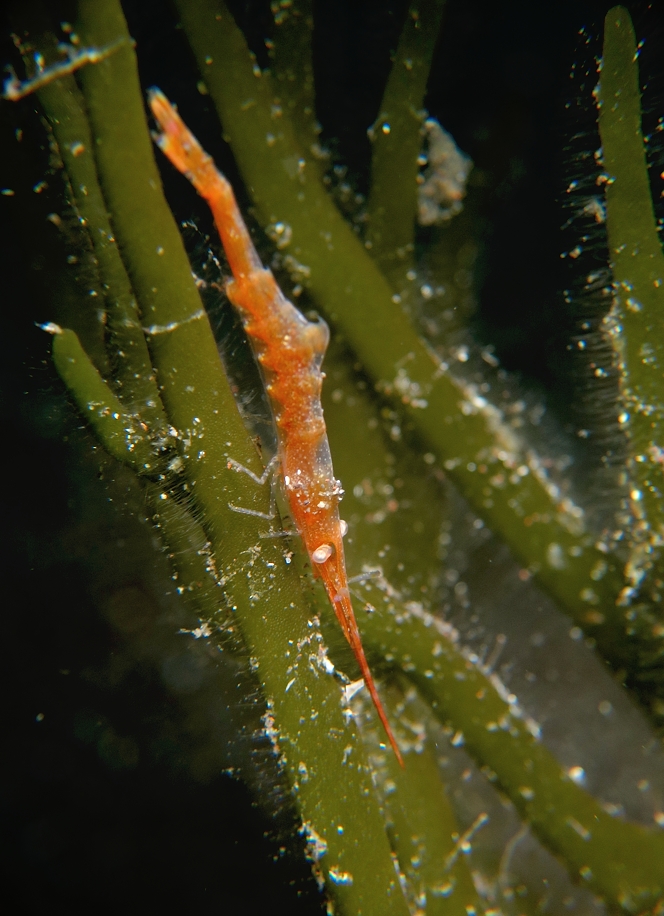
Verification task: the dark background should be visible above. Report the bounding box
[1,1,663,913]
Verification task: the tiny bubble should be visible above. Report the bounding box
[567,766,586,785]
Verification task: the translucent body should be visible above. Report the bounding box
[149,89,403,767]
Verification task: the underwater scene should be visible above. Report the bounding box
[2,1,664,913]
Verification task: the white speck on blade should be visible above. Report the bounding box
[328,866,353,887]
[343,679,365,703]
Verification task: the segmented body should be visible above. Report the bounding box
[149,89,403,767]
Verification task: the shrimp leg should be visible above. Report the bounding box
[149,88,404,768]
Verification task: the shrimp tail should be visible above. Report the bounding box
[327,578,404,768]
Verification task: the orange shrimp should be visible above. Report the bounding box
[149,88,403,768]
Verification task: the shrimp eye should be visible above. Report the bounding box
[311,543,333,564]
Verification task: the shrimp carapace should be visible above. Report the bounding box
[149,88,404,768]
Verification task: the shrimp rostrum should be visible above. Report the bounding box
[149,88,403,768]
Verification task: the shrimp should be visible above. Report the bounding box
[148,89,404,768]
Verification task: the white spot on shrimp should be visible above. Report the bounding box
[311,544,333,564]
[339,519,348,537]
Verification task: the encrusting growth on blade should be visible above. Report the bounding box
[148,88,404,768]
